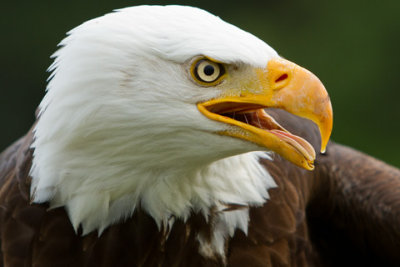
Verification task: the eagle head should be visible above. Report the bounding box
[30,5,332,235]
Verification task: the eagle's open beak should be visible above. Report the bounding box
[197,58,333,170]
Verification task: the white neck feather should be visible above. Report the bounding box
[31,143,275,235]
[31,135,276,258]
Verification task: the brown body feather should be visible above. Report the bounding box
[0,112,399,267]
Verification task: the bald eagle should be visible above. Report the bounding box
[0,5,399,267]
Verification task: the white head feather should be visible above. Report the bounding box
[30,5,278,254]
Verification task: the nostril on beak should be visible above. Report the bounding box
[275,73,288,83]
[271,73,289,90]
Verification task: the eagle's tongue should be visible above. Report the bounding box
[249,110,316,162]
[269,129,316,162]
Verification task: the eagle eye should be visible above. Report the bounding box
[191,58,225,85]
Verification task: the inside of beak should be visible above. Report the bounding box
[204,102,316,167]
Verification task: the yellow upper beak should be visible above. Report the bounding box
[261,58,333,153]
[197,58,333,170]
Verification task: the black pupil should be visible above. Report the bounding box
[204,65,215,76]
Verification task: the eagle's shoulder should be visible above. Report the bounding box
[0,129,40,266]
[307,142,400,266]
[0,128,77,267]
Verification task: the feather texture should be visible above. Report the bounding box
[1,5,399,267]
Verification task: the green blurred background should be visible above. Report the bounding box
[1,0,399,167]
